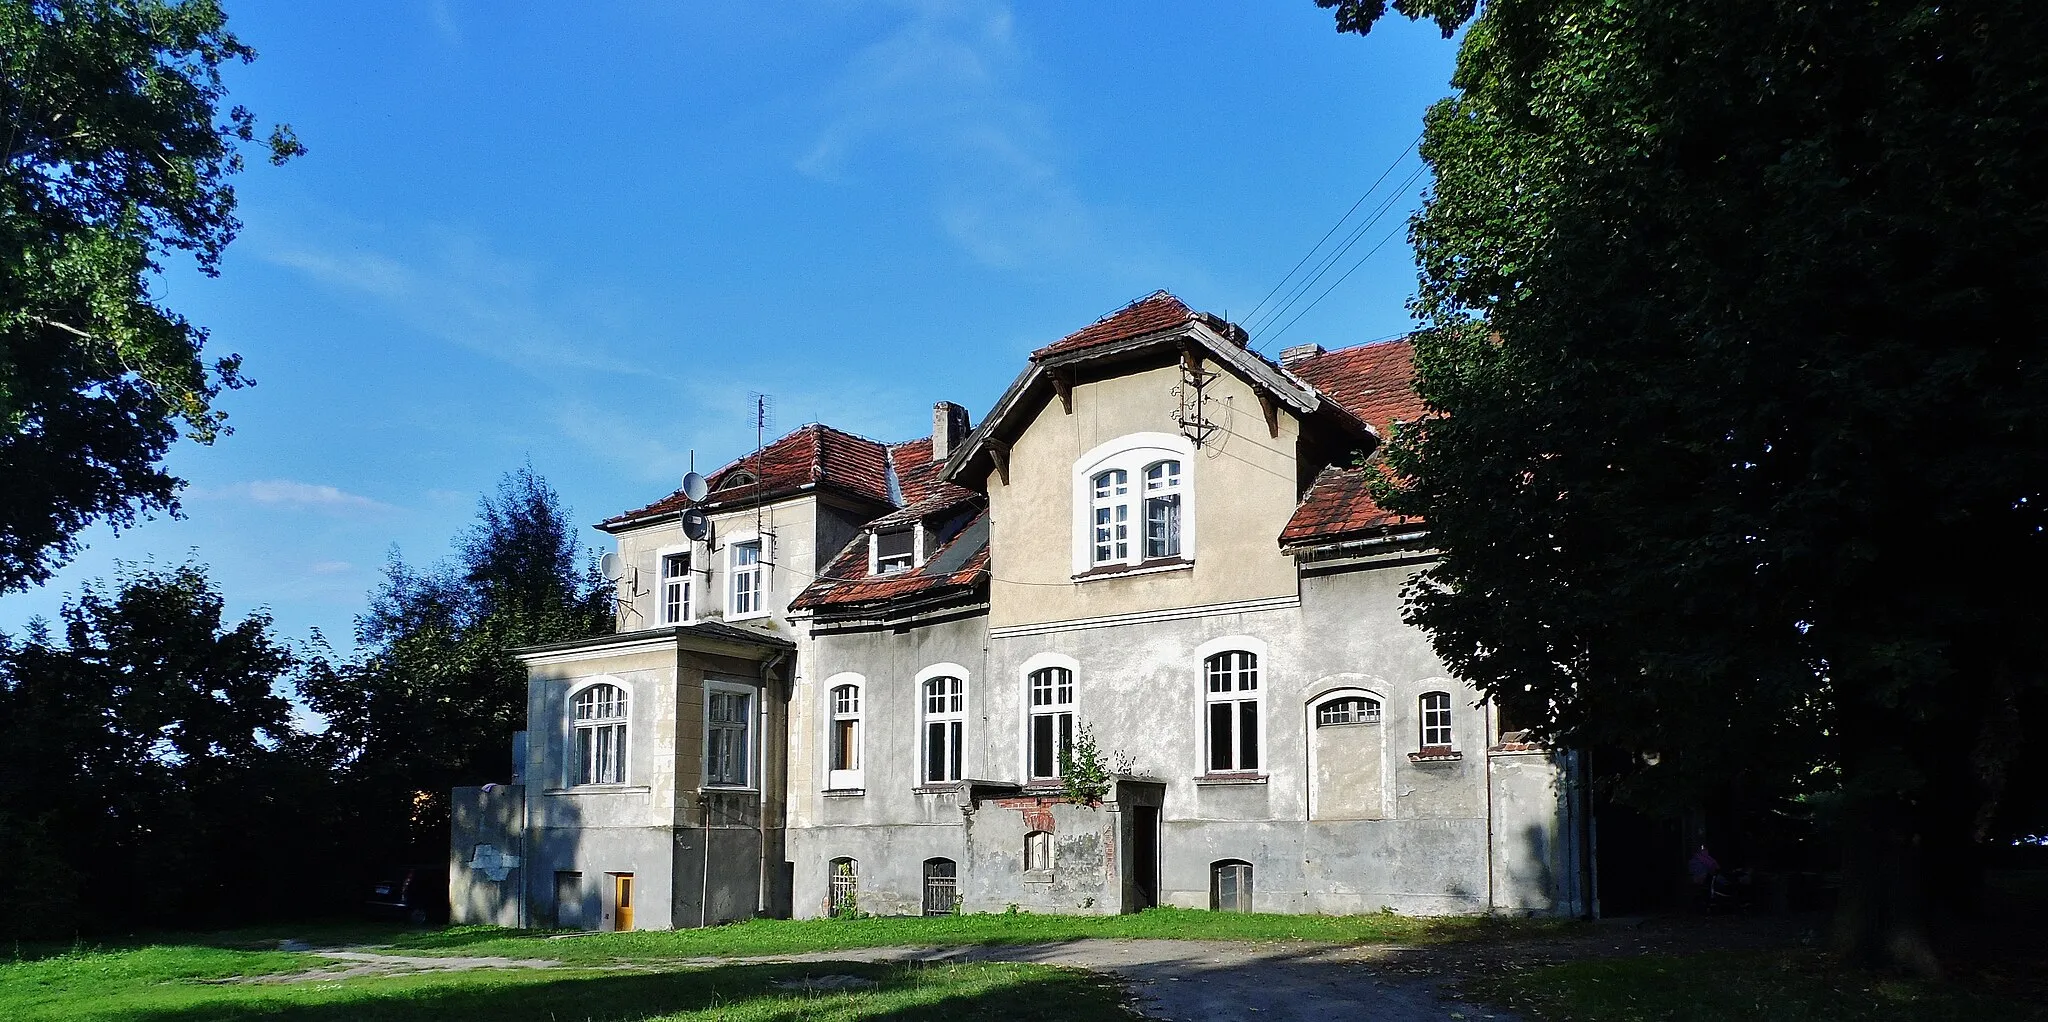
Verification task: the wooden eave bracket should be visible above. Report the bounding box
[1050,368,1073,414]
[987,439,1011,486]
[1256,391,1280,438]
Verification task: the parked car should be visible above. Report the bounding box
[365,864,448,925]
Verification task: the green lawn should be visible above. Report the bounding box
[314,907,1546,965]
[1461,950,2048,1022]
[0,943,1130,1022]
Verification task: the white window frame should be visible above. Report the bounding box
[1195,635,1266,776]
[1142,458,1184,560]
[725,532,766,620]
[869,525,923,576]
[826,674,863,790]
[656,544,693,625]
[1071,432,1197,575]
[1020,652,1078,782]
[568,678,630,787]
[1303,681,1393,820]
[1203,650,1262,774]
[917,662,970,786]
[1317,695,1382,726]
[1420,690,1456,750]
[704,679,758,790]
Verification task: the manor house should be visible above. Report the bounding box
[449,292,1588,929]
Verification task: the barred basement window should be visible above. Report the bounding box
[922,858,960,916]
[1317,696,1381,726]
[1211,860,1253,912]
[828,858,858,916]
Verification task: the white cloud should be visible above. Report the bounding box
[799,0,1103,269]
[199,480,397,515]
[253,226,672,383]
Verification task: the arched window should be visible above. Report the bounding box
[1090,469,1130,565]
[1143,460,1182,558]
[1317,695,1381,726]
[1421,691,1454,749]
[922,858,960,916]
[922,675,966,784]
[1211,860,1253,912]
[1024,830,1053,872]
[828,682,862,789]
[1028,667,1076,780]
[828,857,858,917]
[572,684,628,785]
[1204,651,1260,773]
[1073,433,1196,573]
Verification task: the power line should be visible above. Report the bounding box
[1241,133,1420,331]
[1248,162,1427,345]
[1262,218,1412,349]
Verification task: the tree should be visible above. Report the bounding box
[0,562,317,936]
[302,468,611,866]
[1322,0,2048,972]
[1,0,301,592]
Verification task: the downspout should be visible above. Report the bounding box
[758,649,793,917]
[1484,704,1496,914]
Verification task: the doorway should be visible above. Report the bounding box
[1131,806,1160,909]
[553,871,583,929]
[612,873,635,931]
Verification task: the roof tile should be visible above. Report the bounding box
[791,506,990,612]
[1289,338,1424,438]
[599,423,891,531]
[1030,291,1197,360]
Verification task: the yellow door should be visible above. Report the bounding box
[614,874,634,931]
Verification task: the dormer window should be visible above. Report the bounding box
[718,470,757,491]
[873,527,917,575]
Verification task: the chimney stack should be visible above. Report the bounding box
[1278,343,1326,367]
[932,401,970,461]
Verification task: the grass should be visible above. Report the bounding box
[298,907,1549,965]
[0,944,1132,1022]
[1461,950,2048,1022]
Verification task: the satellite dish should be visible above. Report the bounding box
[681,471,709,502]
[599,551,622,581]
[681,507,710,542]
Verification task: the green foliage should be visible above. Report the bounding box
[1329,0,2048,968]
[300,468,612,865]
[0,0,300,592]
[0,563,325,937]
[1057,723,1113,806]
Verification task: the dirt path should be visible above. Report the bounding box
[267,940,1507,1020]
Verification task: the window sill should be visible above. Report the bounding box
[822,787,866,798]
[913,785,961,796]
[1022,871,1055,884]
[1488,742,1546,756]
[1194,774,1268,786]
[1071,559,1193,583]
[698,785,761,795]
[724,612,771,623]
[544,784,651,795]
[1408,749,1463,763]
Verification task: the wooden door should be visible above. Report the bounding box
[613,874,634,931]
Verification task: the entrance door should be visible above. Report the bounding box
[553,871,583,929]
[613,874,635,931]
[1132,806,1159,909]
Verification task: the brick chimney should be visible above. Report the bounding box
[1278,343,1325,367]
[932,401,970,461]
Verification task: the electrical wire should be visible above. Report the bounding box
[1240,133,1421,331]
[1248,162,1428,345]
[1261,218,1411,349]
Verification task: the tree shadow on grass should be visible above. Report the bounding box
[114,961,1130,1022]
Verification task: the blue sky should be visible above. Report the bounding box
[1,1,1458,651]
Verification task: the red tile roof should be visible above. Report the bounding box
[790,505,989,612]
[1288,338,1424,438]
[887,437,976,508]
[598,424,891,532]
[1279,463,1422,547]
[1280,338,1432,548]
[1031,291,1199,360]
